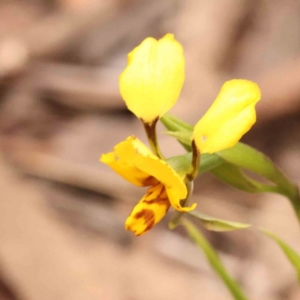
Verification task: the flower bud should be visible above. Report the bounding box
[119,34,185,123]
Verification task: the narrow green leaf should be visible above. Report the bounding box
[218,143,292,188]
[261,229,300,283]
[218,143,300,220]
[161,114,194,132]
[188,210,250,232]
[211,162,281,194]
[164,130,192,151]
[200,153,225,174]
[181,219,249,300]
[161,114,193,151]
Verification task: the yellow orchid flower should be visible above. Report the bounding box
[193,80,261,154]
[119,34,185,124]
[100,136,196,236]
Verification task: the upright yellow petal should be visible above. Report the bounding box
[125,183,170,236]
[100,152,149,186]
[119,34,185,123]
[193,80,261,154]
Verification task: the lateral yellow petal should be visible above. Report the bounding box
[193,80,261,154]
[100,152,148,186]
[119,34,185,123]
[100,136,152,186]
[134,153,196,212]
[125,183,170,236]
[166,186,197,212]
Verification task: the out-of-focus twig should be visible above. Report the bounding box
[7,148,137,203]
[49,191,130,245]
[172,0,256,120]
[0,1,120,77]
[77,0,176,62]
[0,157,119,300]
[29,62,123,111]
[256,58,300,122]
[17,1,119,58]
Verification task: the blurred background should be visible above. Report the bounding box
[1,0,300,299]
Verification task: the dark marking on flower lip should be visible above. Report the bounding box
[144,198,170,206]
[135,209,155,232]
[143,176,159,186]
[143,185,170,207]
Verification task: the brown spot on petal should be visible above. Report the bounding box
[143,185,170,207]
[143,176,159,186]
[144,198,169,206]
[135,209,155,232]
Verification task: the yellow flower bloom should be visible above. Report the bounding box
[100,136,196,236]
[119,34,185,124]
[193,80,261,154]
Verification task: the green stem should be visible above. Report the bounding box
[143,118,165,160]
[186,140,201,181]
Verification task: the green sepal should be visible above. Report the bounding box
[188,210,250,232]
